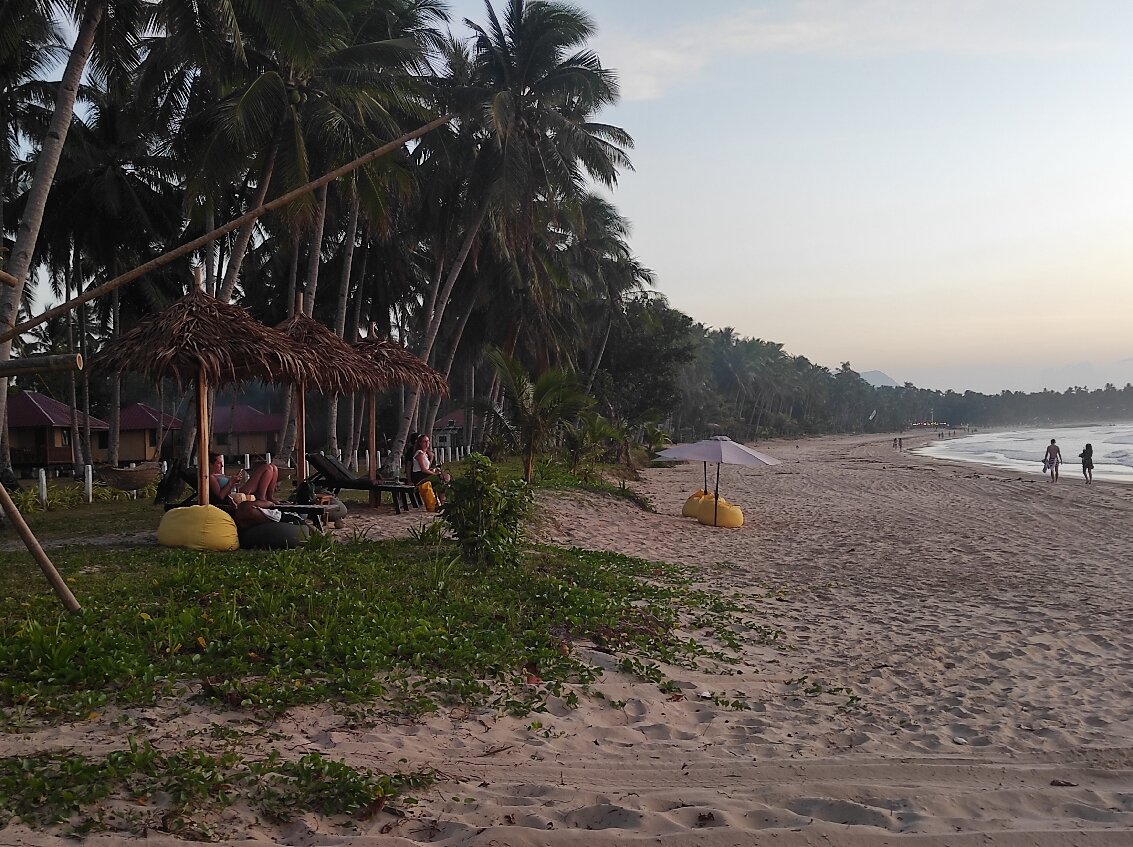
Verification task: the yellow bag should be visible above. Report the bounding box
[681,489,710,517]
[157,505,239,551]
[695,496,742,528]
[417,481,438,512]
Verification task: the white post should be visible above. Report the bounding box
[365,449,370,471]
[129,462,137,499]
[352,450,359,470]
[84,465,93,503]
[244,453,250,468]
[38,469,48,508]
[266,452,272,465]
[161,460,168,474]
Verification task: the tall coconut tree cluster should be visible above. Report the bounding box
[0,0,657,476]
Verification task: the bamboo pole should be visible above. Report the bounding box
[0,483,80,612]
[0,353,82,377]
[0,115,453,345]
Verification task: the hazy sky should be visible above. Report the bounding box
[448,0,1133,393]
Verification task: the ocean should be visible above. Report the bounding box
[914,424,1133,483]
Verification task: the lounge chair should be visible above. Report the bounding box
[305,453,421,514]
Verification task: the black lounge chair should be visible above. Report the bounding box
[305,453,420,514]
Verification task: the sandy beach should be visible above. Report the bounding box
[4,432,1133,846]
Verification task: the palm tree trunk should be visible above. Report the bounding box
[80,301,92,466]
[107,288,120,464]
[327,196,360,455]
[390,203,488,461]
[203,203,216,296]
[584,314,614,395]
[217,141,278,303]
[301,185,328,316]
[423,295,476,435]
[0,2,104,474]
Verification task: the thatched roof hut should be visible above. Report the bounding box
[94,288,319,503]
[352,336,448,396]
[273,313,385,394]
[95,288,317,387]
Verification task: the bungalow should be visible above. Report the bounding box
[7,390,108,469]
[119,403,182,463]
[212,404,283,457]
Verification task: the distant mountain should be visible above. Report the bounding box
[861,370,899,388]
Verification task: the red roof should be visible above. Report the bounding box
[434,408,478,430]
[7,391,109,430]
[119,403,182,431]
[212,404,282,434]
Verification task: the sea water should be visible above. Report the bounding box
[915,424,1133,483]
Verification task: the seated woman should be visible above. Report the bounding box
[243,454,279,502]
[208,452,280,528]
[410,434,452,503]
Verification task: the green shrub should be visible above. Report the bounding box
[438,454,533,567]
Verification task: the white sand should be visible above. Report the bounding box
[4,433,1132,845]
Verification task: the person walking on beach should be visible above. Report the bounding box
[1044,439,1062,482]
[1079,443,1094,484]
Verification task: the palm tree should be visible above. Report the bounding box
[389,0,632,462]
[482,347,590,482]
[0,0,148,477]
[0,3,66,263]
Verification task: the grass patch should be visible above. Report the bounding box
[2,482,160,541]
[1,538,744,727]
[0,739,432,838]
[521,458,654,511]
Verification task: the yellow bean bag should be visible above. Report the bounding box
[681,489,711,517]
[417,481,438,512]
[157,505,240,551]
[696,497,743,528]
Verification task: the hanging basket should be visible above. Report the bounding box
[94,462,162,490]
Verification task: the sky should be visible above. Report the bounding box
[445,0,1133,393]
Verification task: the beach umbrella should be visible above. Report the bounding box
[351,336,447,488]
[658,436,781,524]
[273,311,390,482]
[95,285,318,504]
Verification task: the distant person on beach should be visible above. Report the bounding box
[1079,443,1094,484]
[893,438,899,450]
[898,437,903,451]
[1044,439,1062,482]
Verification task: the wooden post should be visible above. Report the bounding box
[197,370,209,506]
[366,392,379,507]
[295,387,307,482]
[0,484,80,612]
[37,469,47,508]
[0,353,82,377]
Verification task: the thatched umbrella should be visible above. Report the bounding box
[351,336,448,485]
[95,286,318,504]
[273,312,388,482]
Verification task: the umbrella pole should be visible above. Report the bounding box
[714,463,721,527]
[703,461,708,493]
[196,371,209,506]
[367,391,378,507]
